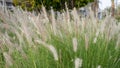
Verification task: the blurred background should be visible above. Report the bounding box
[0,0,120,20]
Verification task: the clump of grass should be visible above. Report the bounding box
[0,6,120,68]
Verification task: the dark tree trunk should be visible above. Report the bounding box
[68,0,75,9]
[71,0,75,8]
[111,0,115,17]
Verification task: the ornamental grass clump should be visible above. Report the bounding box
[0,6,120,68]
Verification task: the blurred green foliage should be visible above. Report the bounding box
[13,0,35,11]
[13,0,94,11]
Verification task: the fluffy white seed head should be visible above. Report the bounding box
[47,45,58,61]
[93,37,97,44]
[75,58,82,68]
[85,34,89,51]
[72,37,78,52]
[97,65,101,68]
[35,40,58,61]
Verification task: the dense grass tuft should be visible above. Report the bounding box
[0,7,120,68]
